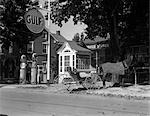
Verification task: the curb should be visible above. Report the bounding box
[85,90,150,100]
[1,84,150,100]
[1,84,48,89]
[0,84,8,88]
[17,85,48,89]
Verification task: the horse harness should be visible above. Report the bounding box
[122,61,128,69]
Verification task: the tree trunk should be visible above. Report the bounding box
[109,13,120,62]
[12,42,21,82]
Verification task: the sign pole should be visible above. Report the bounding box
[24,5,52,85]
[24,8,45,34]
[24,7,45,85]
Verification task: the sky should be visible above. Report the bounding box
[49,17,87,40]
[39,0,87,41]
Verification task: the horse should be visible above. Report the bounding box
[99,54,134,88]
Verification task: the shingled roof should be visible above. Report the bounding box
[67,41,91,52]
[84,34,110,45]
[51,33,67,43]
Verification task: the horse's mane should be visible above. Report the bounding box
[124,54,133,67]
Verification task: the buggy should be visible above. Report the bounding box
[53,67,101,91]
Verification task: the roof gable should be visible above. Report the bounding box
[57,41,91,54]
[44,28,67,43]
[57,42,76,54]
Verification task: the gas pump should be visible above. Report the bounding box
[20,55,27,84]
[31,53,38,84]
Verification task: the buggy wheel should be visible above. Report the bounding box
[62,76,74,91]
[92,74,102,89]
[83,77,93,90]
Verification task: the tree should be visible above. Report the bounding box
[72,33,80,42]
[72,33,87,48]
[0,0,40,55]
[80,32,85,41]
[50,0,149,61]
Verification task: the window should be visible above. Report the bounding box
[64,56,70,72]
[43,32,47,40]
[42,61,47,73]
[27,41,34,53]
[42,43,47,54]
[76,55,90,69]
[60,56,63,72]
[64,50,70,52]
[73,55,75,69]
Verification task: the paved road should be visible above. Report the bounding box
[0,88,149,116]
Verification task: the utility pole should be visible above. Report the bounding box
[113,12,120,60]
[47,0,51,86]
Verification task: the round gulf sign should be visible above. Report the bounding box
[24,8,45,33]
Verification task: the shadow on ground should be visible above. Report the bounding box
[0,114,8,116]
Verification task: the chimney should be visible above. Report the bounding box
[56,31,60,35]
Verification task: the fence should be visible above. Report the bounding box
[134,67,149,86]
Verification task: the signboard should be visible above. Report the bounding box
[87,44,109,49]
[24,8,45,33]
